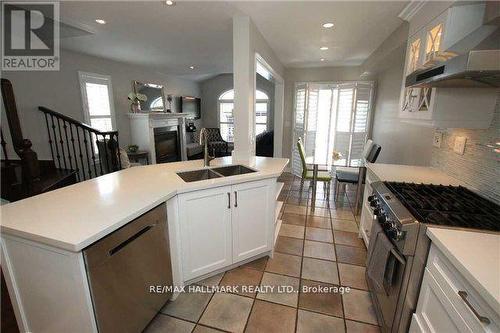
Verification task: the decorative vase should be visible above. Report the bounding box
[130,102,140,113]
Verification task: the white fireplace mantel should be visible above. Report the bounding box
[128,112,190,163]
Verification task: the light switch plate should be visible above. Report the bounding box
[433,131,442,148]
[453,136,467,155]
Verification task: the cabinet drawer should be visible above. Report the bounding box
[359,179,375,246]
[359,204,373,246]
[427,245,500,332]
[415,269,470,332]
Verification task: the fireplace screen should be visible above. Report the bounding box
[154,126,181,163]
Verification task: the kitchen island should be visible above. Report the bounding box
[0,156,288,333]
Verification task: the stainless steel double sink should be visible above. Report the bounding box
[176,165,256,183]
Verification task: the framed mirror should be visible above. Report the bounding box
[133,81,166,112]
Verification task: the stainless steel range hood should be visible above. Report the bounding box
[405,49,500,88]
[406,2,500,89]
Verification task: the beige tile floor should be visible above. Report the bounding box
[145,173,380,333]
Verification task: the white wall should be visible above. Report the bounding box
[200,73,275,129]
[369,45,434,166]
[1,49,200,160]
[232,16,284,160]
[282,66,364,160]
[362,23,434,166]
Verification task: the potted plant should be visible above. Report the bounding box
[127,144,139,153]
[128,92,147,113]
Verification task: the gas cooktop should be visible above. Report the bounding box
[384,182,500,232]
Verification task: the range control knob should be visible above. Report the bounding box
[377,214,386,224]
[370,199,379,208]
[368,195,376,202]
[381,218,393,230]
[386,228,397,239]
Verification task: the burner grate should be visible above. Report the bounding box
[384,182,500,232]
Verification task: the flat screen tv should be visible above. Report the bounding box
[180,96,201,119]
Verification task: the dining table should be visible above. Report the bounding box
[306,157,366,215]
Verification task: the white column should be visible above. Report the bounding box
[232,16,256,161]
[273,81,284,157]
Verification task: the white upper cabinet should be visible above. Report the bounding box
[400,21,441,122]
[399,2,498,128]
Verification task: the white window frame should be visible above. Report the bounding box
[78,71,117,131]
[218,89,269,142]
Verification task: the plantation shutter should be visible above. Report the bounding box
[333,85,355,166]
[304,86,319,160]
[350,83,373,166]
[292,83,307,176]
[292,81,373,173]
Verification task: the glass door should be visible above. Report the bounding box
[292,82,373,175]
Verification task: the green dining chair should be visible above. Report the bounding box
[297,138,332,199]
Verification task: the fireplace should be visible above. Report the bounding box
[154,126,181,163]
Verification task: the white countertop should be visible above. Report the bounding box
[366,163,463,186]
[427,227,500,312]
[0,157,288,252]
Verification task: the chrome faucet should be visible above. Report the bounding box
[199,128,216,167]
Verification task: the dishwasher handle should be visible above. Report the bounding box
[109,224,155,256]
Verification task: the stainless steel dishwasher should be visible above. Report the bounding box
[83,204,172,333]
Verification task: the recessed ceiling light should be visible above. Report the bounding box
[189,66,195,69]
[95,19,106,25]
[320,46,329,51]
[165,0,175,5]
[320,58,325,62]
[322,22,334,28]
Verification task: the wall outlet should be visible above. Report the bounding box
[433,131,442,148]
[453,136,467,155]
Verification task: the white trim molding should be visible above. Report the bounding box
[398,1,426,21]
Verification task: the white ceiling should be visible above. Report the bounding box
[232,1,408,68]
[58,1,408,81]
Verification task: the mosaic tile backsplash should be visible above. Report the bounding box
[431,94,500,204]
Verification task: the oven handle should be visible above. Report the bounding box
[383,247,406,293]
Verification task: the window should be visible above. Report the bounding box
[218,89,269,142]
[150,97,163,110]
[292,82,373,175]
[78,71,116,133]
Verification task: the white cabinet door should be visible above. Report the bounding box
[231,180,273,262]
[178,186,232,280]
[412,269,471,333]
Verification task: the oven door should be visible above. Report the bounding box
[366,220,406,332]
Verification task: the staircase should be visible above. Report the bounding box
[1,78,122,202]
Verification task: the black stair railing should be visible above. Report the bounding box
[38,106,122,182]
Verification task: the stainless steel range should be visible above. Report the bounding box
[365,181,500,333]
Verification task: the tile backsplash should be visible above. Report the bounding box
[431,94,500,204]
